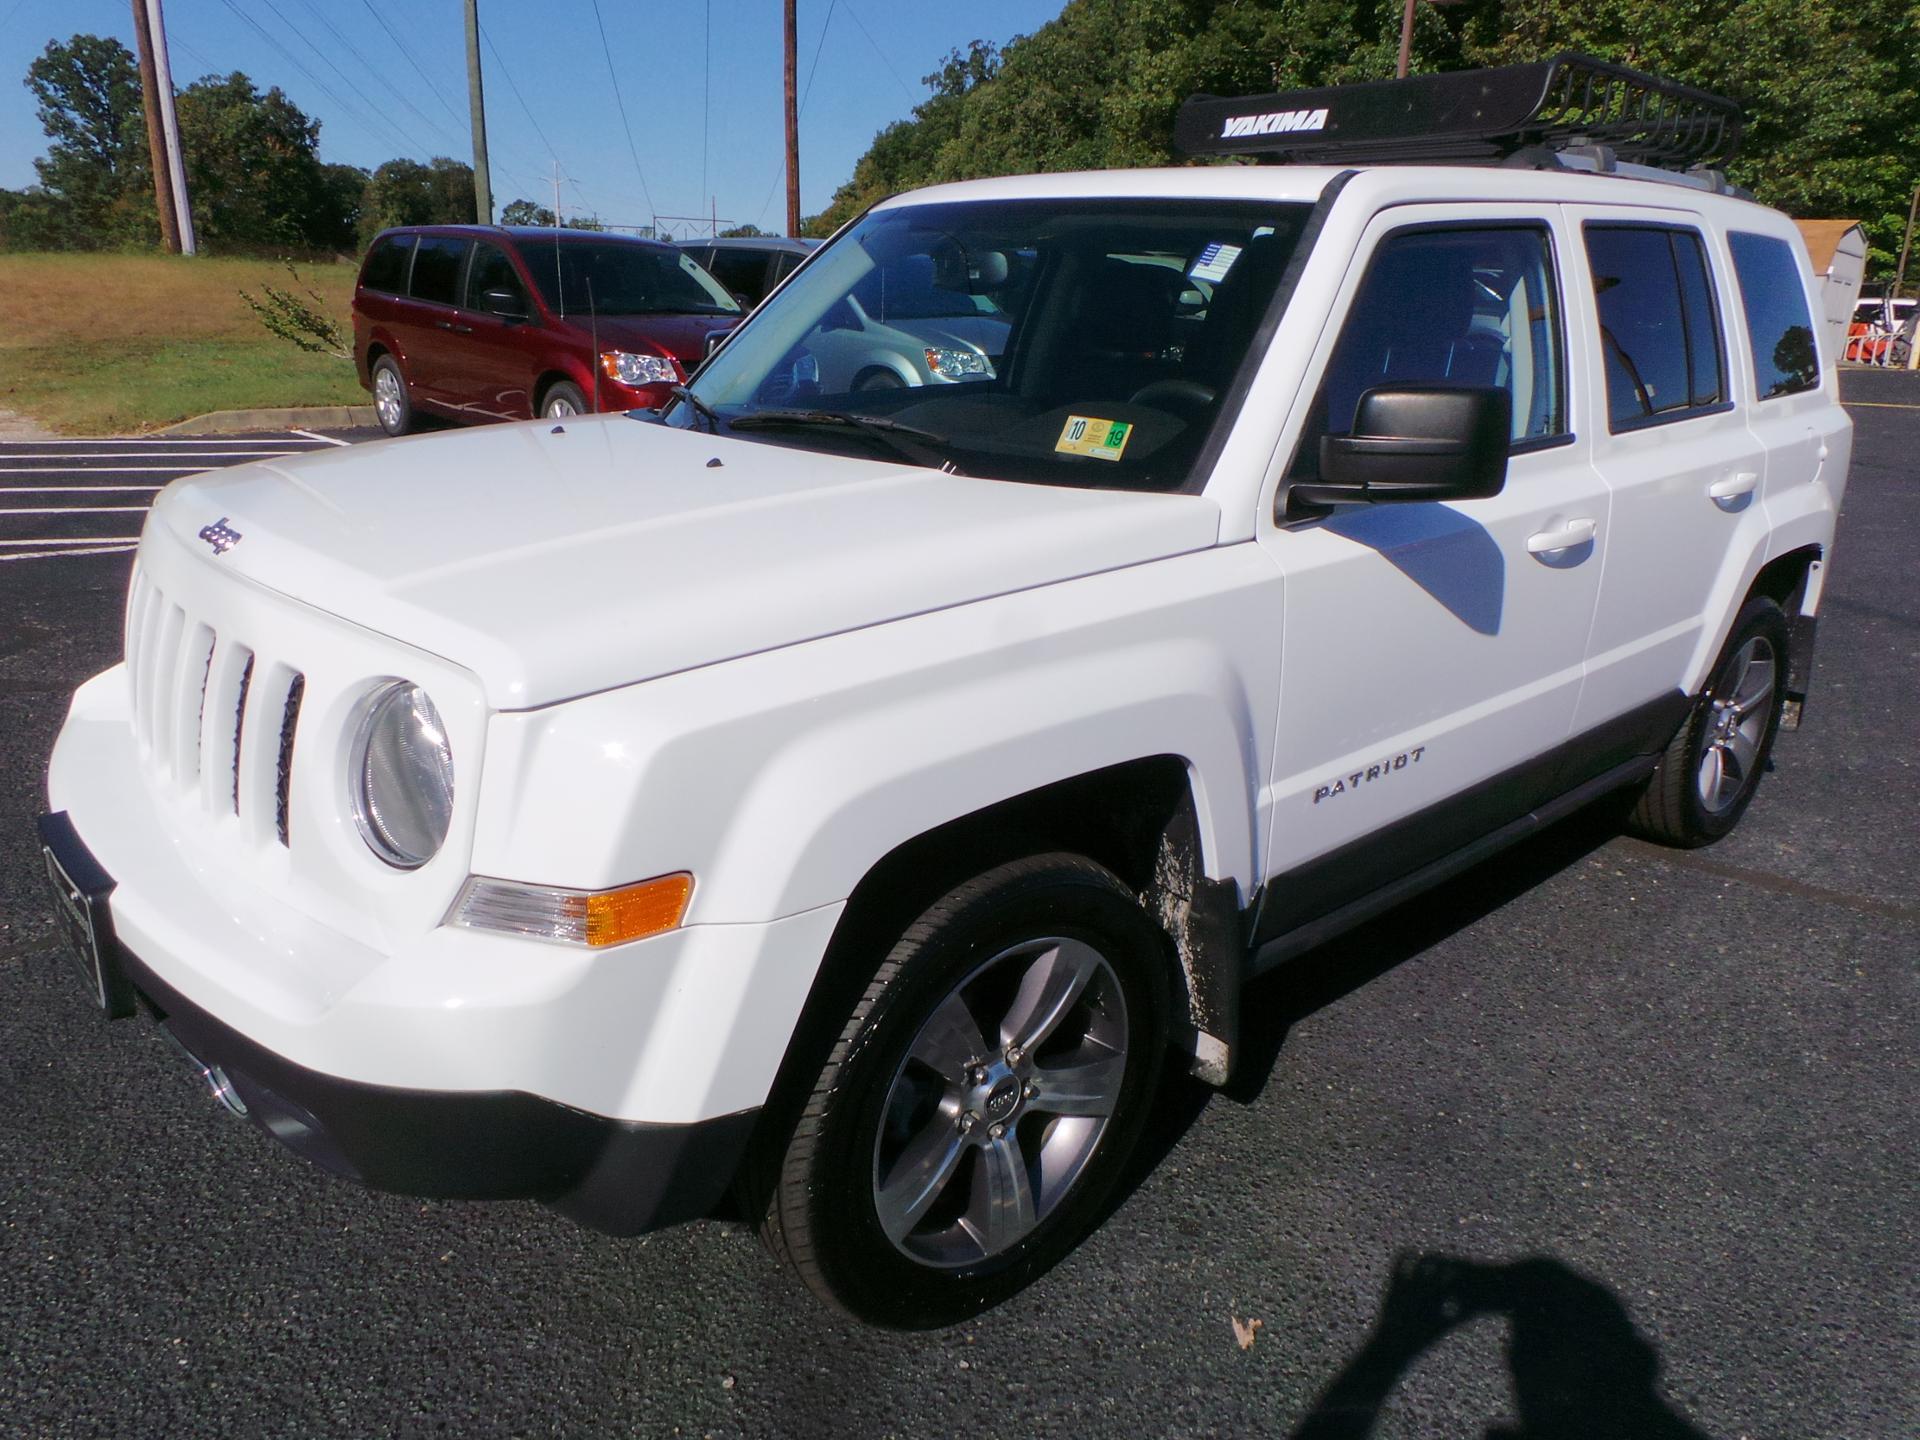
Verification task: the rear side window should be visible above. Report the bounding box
[1727,232,1820,398]
[705,247,771,304]
[360,234,413,294]
[1585,225,1727,429]
[409,237,468,306]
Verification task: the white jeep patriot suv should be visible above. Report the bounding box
[40,56,1851,1326]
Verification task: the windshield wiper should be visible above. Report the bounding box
[669,384,722,432]
[727,409,962,474]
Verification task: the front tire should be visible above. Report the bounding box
[541,381,586,419]
[1629,596,1790,847]
[760,854,1169,1328]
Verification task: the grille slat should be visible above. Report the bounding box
[127,574,308,850]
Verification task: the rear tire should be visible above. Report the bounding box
[759,854,1170,1328]
[370,355,413,436]
[1629,596,1790,847]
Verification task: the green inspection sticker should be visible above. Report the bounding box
[1055,415,1133,461]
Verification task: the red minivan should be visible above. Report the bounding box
[352,225,744,434]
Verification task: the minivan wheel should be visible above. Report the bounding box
[541,382,586,419]
[1629,596,1790,848]
[370,356,413,436]
[759,854,1169,1328]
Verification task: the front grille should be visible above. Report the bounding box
[125,570,306,847]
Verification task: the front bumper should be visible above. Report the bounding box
[38,809,758,1234]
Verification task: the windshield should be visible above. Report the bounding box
[662,198,1314,491]
[522,241,741,318]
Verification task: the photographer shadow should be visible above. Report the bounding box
[1289,1252,1713,1439]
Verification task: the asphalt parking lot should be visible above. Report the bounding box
[0,379,1913,1439]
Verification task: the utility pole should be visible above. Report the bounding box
[143,0,194,253]
[784,0,799,236]
[550,160,565,227]
[130,0,179,253]
[1895,182,1920,301]
[464,0,493,224]
[1395,0,1416,78]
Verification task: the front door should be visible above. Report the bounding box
[446,241,539,420]
[1254,206,1609,940]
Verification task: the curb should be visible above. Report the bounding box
[152,405,376,435]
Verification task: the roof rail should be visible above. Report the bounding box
[1174,52,1743,172]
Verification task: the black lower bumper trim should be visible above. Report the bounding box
[39,813,757,1237]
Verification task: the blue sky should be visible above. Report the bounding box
[0,0,1066,237]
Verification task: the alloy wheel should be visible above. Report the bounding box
[1696,635,1776,813]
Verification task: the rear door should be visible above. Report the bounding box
[1565,209,1768,730]
[1255,205,1609,939]
[397,234,473,412]
[1721,227,1837,513]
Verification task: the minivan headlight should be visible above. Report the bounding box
[600,350,679,386]
[351,681,454,870]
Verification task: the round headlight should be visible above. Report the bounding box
[351,681,454,870]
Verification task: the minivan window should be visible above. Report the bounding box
[361,234,414,294]
[409,236,469,307]
[521,242,741,318]
[1302,223,1567,471]
[466,243,526,312]
[705,248,771,303]
[1586,225,1726,429]
[1726,232,1820,398]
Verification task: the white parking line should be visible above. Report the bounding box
[0,506,154,515]
[0,536,144,546]
[1,450,299,461]
[0,486,164,494]
[0,544,138,562]
[13,436,329,445]
[289,429,350,446]
[0,466,215,474]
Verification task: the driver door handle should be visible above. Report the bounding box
[1526,517,1597,555]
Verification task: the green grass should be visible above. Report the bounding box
[0,252,366,434]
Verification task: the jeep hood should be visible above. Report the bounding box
[148,416,1221,709]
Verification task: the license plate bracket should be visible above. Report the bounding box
[37,812,136,1019]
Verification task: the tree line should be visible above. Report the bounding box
[808,0,1920,275]
[0,34,588,254]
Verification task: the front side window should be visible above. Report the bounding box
[519,241,741,319]
[1301,224,1567,476]
[1586,225,1727,429]
[408,236,468,307]
[669,198,1315,492]
[465,243,526,311]
[1727,232,1820,398]
[705,247,772,304]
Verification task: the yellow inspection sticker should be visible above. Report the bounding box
[1055,415,1133,461]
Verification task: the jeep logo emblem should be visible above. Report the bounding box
[198,517,243,555]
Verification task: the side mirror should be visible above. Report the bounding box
[481,288,528,321]
[1288,386,1510,514]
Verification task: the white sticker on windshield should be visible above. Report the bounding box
[1189,243,1243,284]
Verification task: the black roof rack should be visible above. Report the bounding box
[1174,52,1742,171]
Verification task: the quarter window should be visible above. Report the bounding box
[1304,224,1567,474]
[1585,225,1727,429]
[1727,232,1820,398]
[409,236,468,307]
[360,234,414,294]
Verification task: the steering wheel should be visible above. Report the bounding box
[1128,378,1218,419]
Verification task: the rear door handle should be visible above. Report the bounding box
[1526,517,1597,554]
[1709,471,1759,500]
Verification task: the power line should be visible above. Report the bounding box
[480,23,559,162]
[289,0,461,150]
[837,0,919,106]
[700,0,710,209]
[213,0,414,159]
[256,0,424,156]
[356,0,465,130]
[586,0,655,216]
